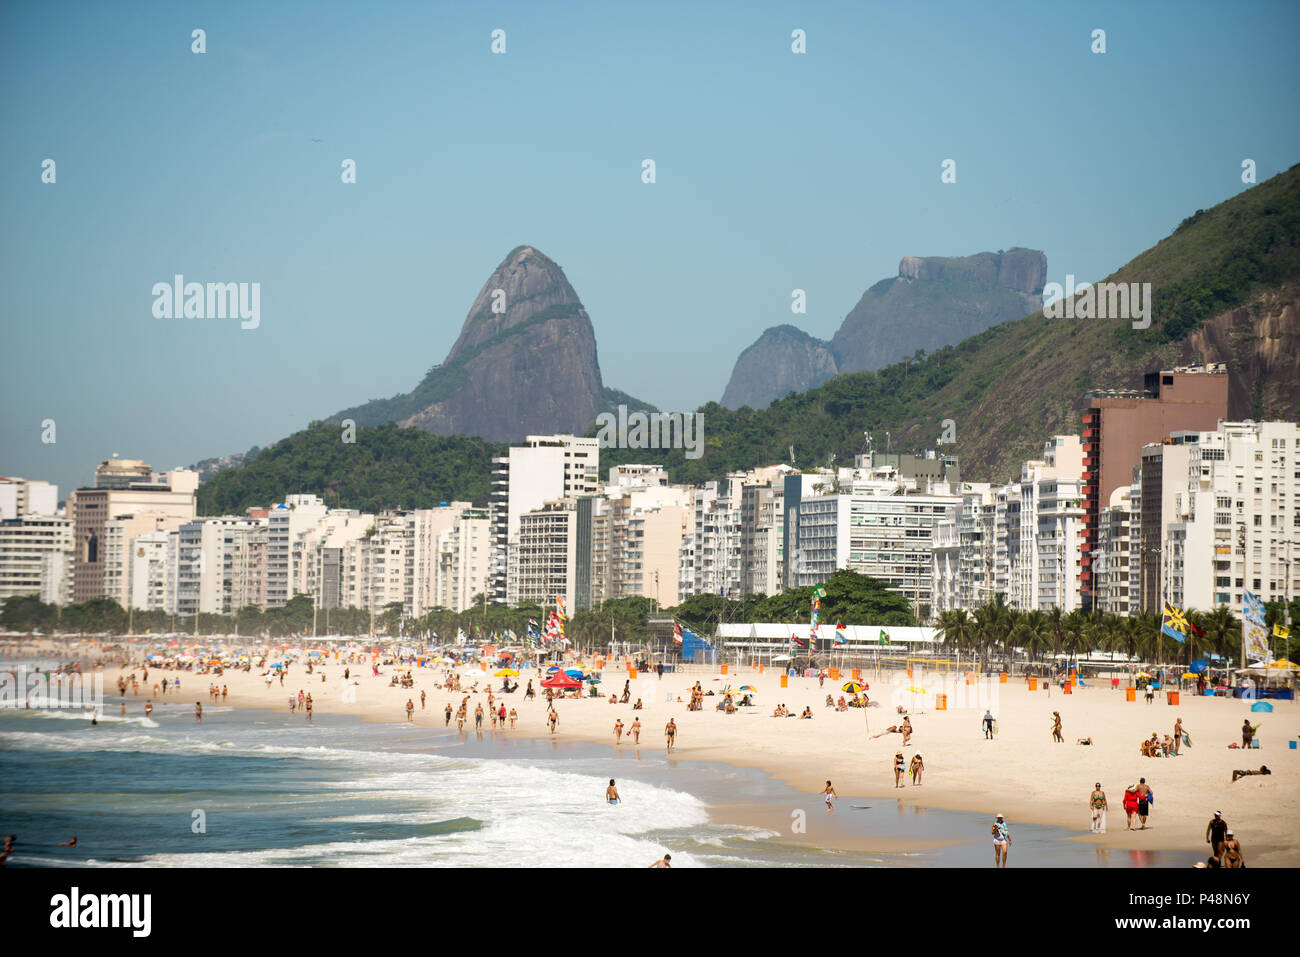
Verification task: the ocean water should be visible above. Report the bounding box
[0,694,1203,868]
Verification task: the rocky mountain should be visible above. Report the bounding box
[720,248,1046,409]
[329,246,652,443]
[720,324,839,409]
[603,165,1300,485]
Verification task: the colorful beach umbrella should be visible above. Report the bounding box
[841,681,863,693]
[494,668,520,677]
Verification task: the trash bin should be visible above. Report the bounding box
[780,674,788,688]
[936,693,947,711]
[1125,687,1136,702]
[1000,672,1007,684]
[720,664,728,675]
[1167,691,1180,706]
[1064,682,1073,695]
[1028,677,1038,691]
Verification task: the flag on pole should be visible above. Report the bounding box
[834,623,847,645]
[1162,603,1189,642]
[879,629,890,645]
[812,585,827,600]
[673,621,684,645]
[791,635,806,648]
[1274,623,1291,640]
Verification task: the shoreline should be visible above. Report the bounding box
[9,647,1297,865]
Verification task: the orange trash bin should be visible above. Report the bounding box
[1125,687,1136,702]
[629,668,637,679]
[852,669,861,681]
[780,674,788,688]
[1028,677,1038,691]
[936,693,947,711]
[1063,682,1072,694]
[720,664,728,675]
[758,663,764,674]
[830,667,840,680]
[999,672,1007,684]
[965,673,975,686]
[1168,691,1180,705]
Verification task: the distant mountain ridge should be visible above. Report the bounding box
[721,248,1046,409]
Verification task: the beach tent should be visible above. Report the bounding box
[541,671,581,689]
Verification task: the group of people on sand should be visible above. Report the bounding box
[1201,811,1246,867]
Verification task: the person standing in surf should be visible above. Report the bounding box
[992,815,1010,867]
[823,780,838,810]
[665,717,677,752]
[1089,783,1108,833]
[606,779,621,805]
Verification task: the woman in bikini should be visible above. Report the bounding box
[1090,783,1108,833]
[893,752,905,788]
[1051,711,1063,742]
[909,753,925,785]
[1221,830,1244,867]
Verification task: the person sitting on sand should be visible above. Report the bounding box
[800,706,813,719]
[609,694,618,704]
[837,696,847,711]
[1076,737,1093,745]
[825,695,835,708]
[633,698,643,710]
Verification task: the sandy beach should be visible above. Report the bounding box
[15,643,1299,866]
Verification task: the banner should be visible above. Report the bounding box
[1242,589,1270,664]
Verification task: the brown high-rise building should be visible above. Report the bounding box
[1080,364,1228,610]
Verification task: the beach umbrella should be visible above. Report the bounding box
[586,676,601,684]
[1181,672,1199,680]
[737,685,757,693]
[841,681,864,693]
[905,686,928,694]
[564,669,584,679]
[771,655,792,662]
[1266,659,1299,670]
[494,668,520,677]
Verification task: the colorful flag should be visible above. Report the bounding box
[1162,603,1189,642]
[812,585,827,600]
[1274,623,1291,640]
[1243,590,1267,626]
[555,595,566,618]
[834,623,847,645]
[879,629,889,644]
[673,621,684,645]
[791,635,806,648]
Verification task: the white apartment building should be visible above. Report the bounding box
[127,530,172,613]
[265,494,329,608]
[1162,421,1300,619]
[1093,483,1137,616]
[0,514,73,604]
[0,477,59,520]
[513,500,578,610]
[798,480,959,615]
[491,435,599,601]
[434,507,491,613]
[175,517,266,616]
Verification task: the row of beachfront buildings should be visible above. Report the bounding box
[1,364,1296,626]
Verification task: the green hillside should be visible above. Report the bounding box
[197,422,502,515]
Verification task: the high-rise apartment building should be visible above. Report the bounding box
[1080,364,1229,609]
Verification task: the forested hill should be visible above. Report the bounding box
[196,422,501,515]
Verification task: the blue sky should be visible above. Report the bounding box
[2,0,1298,498]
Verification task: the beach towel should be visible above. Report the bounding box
[1183,733,1192,747]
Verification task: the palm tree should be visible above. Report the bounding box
[1010,609,1048,671]
[1200,605,1238,666]
[937,609,973,661]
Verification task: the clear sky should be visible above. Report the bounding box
[2,0,1299,498]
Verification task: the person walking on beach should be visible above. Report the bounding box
[606,779,621,805]
[1089,783,1108,833]
[548,707,558,734]
[1050,711,1063,743]
[893,751,905,788]
[823,780,838,809]
[305,694,312,722]
[901,715,913,746]
[982,709,995,739]
[144,700,153,718]
[498,703,506,728]
[909,753,925,785]
[444,703,452,726]
[664,717,677,752]
[194,701,202,722]
[614,718,624,744]
[420,690,426,711]
[1123,785,1139,829]
[992,815,1010,867]
[474,703,484,729]
[405,699,414,721]
[509,707,518,728]
[1135,778,1152,829]
[1207,811,1228,861]
[630,717,641,744]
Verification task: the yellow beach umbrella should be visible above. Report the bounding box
[842,681,864,693]
[1181,672,1199,680]
[1266,659,1299,670]
[906,686,928,694]
[494,668,520,677]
